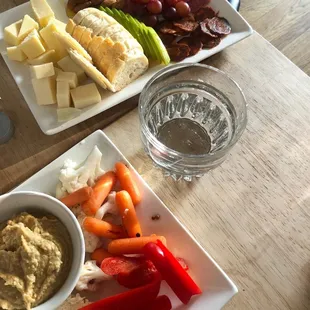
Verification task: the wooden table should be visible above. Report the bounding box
[1,3,310,310]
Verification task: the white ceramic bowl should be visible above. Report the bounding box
[0,191,85,310]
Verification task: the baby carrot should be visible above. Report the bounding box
[84,217,125,239]
[115,162,142,205]
[91,248,113,265]
[108,235,167,255]
[60,186,93,208]
[82,171,116,216]
[116,191,142,238]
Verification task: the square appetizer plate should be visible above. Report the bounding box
[12,130,238,309]
[0,0,252,135]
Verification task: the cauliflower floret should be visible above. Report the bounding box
[95,191,118,220]
[76,260,112,291]
[57,294,90,310]
[58,146,105,195]
[73,205,101,253]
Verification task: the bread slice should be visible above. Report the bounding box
[66,19,75,35]
[80,8,117,27]
[73,9,93,25]
[87,36,106,59]
[97,41,126,76]
[72,25,86,43]
[53,28,92,62]
[80,27,93,50]
[68,49,115,92]
[91,37,115,66]
[80,15,112,36]
[107,54,149,91]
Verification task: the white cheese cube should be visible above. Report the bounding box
[30,62,55,79]
[7,46,26,62]
[40,22,68,60]
[4,20,22,46]
[18,15,39,42]
[57,107,81,122]
[57,81,71,108]
[48,18,66,30]
[56,71,78,88]
[57,56,86,83]
[71,83,101,109]
[32,76,56,105]
[30,0,55,27]
[27,49,57,65]
[54,67,63,78]
[20,30,46,60]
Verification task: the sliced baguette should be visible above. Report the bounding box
[91,37,115,66]
[72,25,86,43]
[66,19,75,35]
[80,15,112,36]
[53,28,92,62]
[73,9,93,25]
[80,27,93,50]
[68,49,115,92]
[107,54,148,91]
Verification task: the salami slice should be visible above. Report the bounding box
[207,17,231,35]
[167,45,191,62]
[158,21,177,35]
[195,7,216,22]
[200,21,219,38]
[202,37,221,49]
[189,0,211,13]
[177,37,203,56]
[173,19,198,32]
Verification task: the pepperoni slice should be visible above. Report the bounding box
[200,21,219,38]
[207,17,231,35]
[202,37,221,49]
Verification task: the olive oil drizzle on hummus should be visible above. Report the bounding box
[0,213,72,310]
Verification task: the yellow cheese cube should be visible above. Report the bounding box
[57,107,81,122]
[4,20,22,46]
[57,81,71,108]
[30,0,55,27]
[27,49,57,65]
[40,22,68,60]
[57,56,86,83]
[54,67,63,78]
[7,46,26,62]
[20,30,46,60]
[48,18,66,30]
[18,15,39,42]
[56,71,78,89]
[71,83,101,108]
[30,62,55,79]
[32,76,56,105]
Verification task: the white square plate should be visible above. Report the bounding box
[12,130,237,309]
[0,0,252,135]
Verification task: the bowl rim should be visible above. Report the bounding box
[0,191,85,310]
[139,63,248,163]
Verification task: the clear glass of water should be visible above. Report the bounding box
[139,63,247,181]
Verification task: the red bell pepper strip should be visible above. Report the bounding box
[116,259,159,288]
[100,256,144,276]
[148,295,172,310]
[143,240,202,304]
[79,273,161,310]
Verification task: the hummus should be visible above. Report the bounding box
[0,212,72,310]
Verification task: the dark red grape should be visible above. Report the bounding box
[163,6,178,20]
[147,0,162,14]
[175,1,191,17]
[165,0,179,7]
[142,15,158,27]
[139,0,150,3]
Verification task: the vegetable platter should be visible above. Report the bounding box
[0,0,252,135]
[13,130,238,309]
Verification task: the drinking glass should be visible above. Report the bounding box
[139,63,247,181]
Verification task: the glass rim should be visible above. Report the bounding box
[139,63,248,161]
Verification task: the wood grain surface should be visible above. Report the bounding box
[1,1,310,310]
[240,0,310,75]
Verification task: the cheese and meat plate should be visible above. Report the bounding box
[0,0,252,134]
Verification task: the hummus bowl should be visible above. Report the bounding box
[0,191,85,310]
